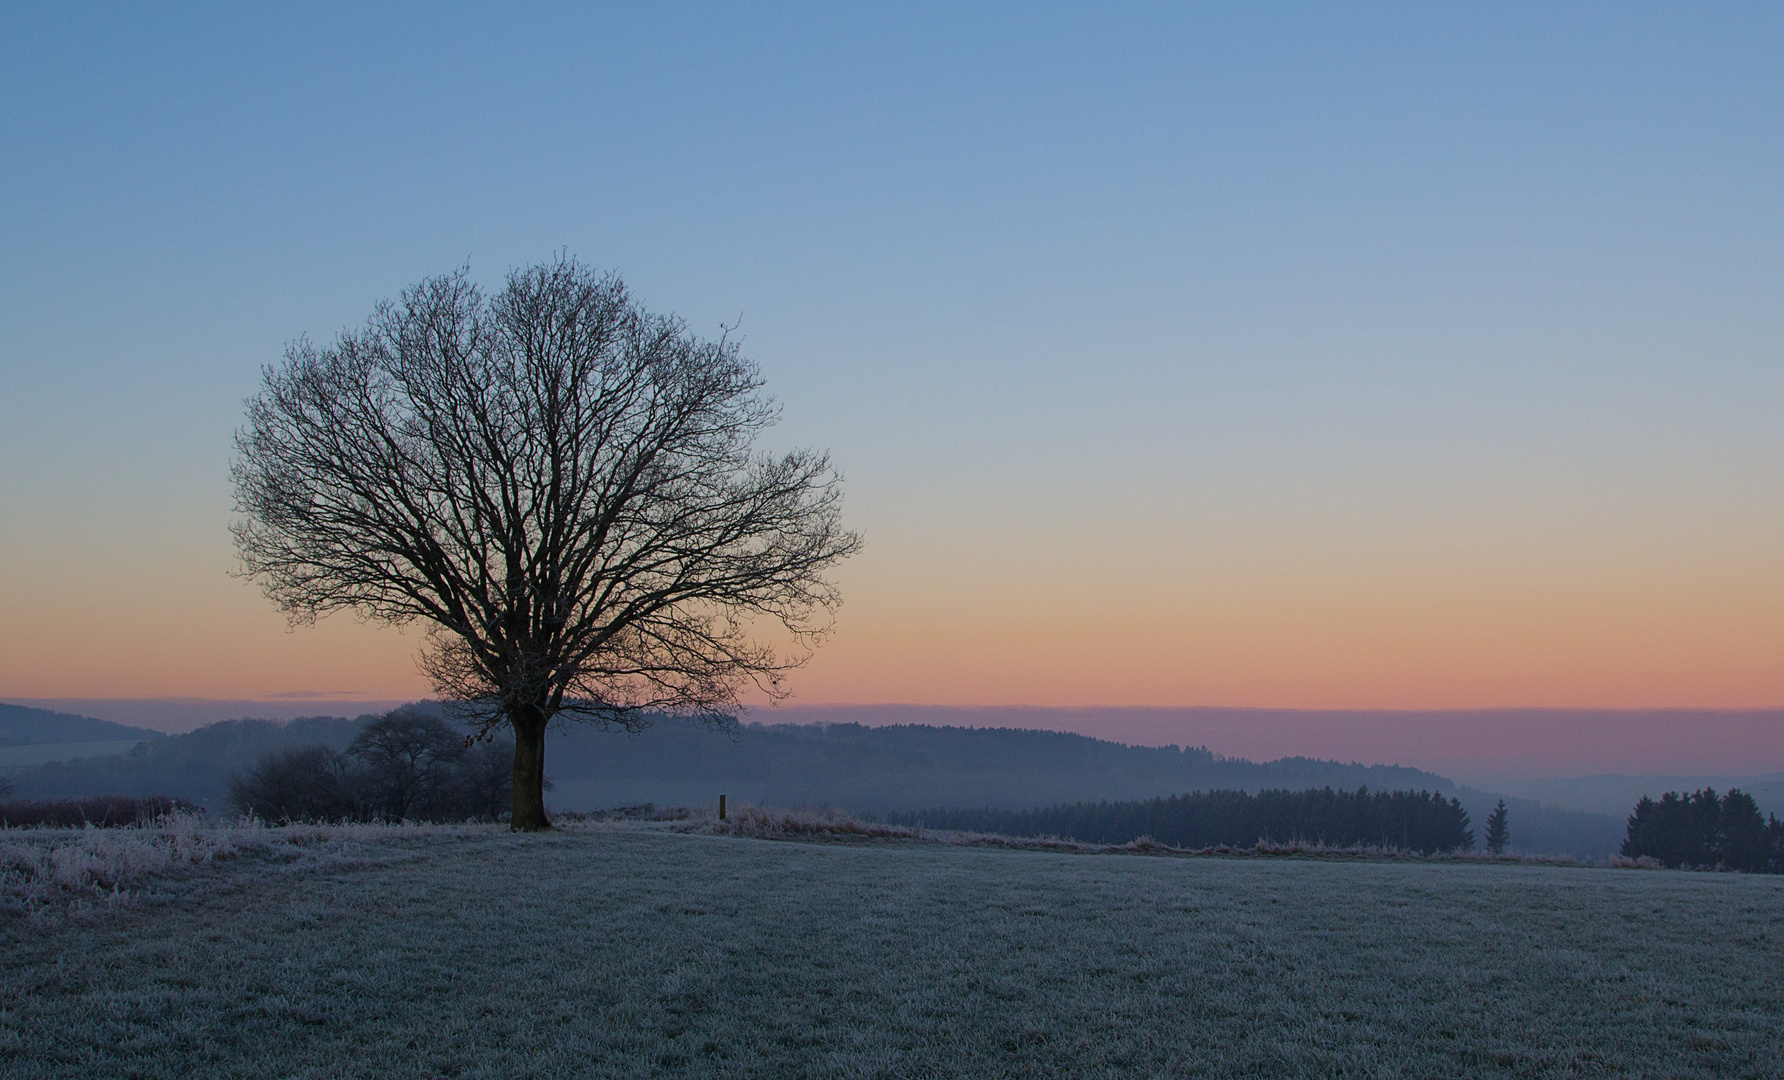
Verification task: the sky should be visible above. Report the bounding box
[3,3,1783,718]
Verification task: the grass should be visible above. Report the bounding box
[3,817,1782,1078]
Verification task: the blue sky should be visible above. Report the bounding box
[3,3,1782,708]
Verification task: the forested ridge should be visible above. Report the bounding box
[890,787,1477,854]
[4,711,1622,854]
[8,716,369,811]
[0,704,163,746]
[7,713,1454,813]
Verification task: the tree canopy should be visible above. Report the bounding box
[233,258,860,828]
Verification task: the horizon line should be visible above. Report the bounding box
[10,697,1784,715]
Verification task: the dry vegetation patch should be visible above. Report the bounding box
[0,815,491,923]
[682,803,1600,866]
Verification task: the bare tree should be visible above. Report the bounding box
[349,707,465,821]
[227,746,367,823]
[232,257,860,829]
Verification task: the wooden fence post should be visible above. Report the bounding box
[719,793,727,821]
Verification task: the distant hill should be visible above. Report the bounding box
[3,710,1629,855]
[1450,787,1626,859]
[1498,773,1784,819]
[766,705,1784,782]
[7,714,376,812]
[0,703,164,746]
[536,720,1625,856]
[541,719,1458,813]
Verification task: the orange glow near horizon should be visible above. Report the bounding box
[761,505,1784,710]
[5,511,1783,709]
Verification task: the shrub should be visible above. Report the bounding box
[428,738,515,822]
[711,804,916,841]
[227,709,517,823]
[349,707,467,820]
[227,746,370,822]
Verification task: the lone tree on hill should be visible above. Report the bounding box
[1484,799,1509,854]
[232,257,860,829]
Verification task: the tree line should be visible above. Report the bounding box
[887,787,1476,854]
[5,709,1630,855]
[227,708,513,823]
[1620,788,1784,873]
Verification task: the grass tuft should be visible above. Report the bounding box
[698,804,920,841]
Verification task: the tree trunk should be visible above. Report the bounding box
[509,703,551,831]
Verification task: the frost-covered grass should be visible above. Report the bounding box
[4,820,1782,1078]
[0,815,482,922]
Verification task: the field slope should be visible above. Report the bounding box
[5,826,1781,1078]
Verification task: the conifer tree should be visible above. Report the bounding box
[1484,799,1509,854]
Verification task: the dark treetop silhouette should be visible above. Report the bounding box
[232,257,859,829]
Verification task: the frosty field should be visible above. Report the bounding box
[4,824,1782,1079]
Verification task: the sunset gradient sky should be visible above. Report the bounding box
[3,4,1783,711]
